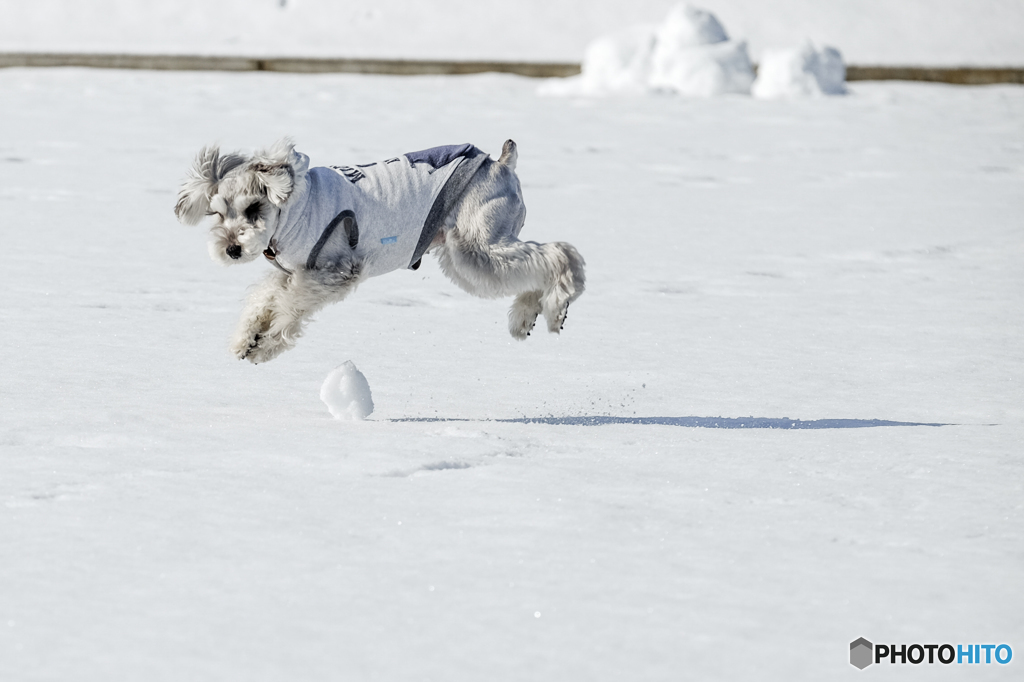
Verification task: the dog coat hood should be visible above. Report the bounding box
[269,144,487,277]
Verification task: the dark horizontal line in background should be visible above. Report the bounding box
[1,53,1022,84]
[0,53,581,78]
[845,65,1024,84]
[390,416,950,429]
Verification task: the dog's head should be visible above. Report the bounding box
[174,139,309,265]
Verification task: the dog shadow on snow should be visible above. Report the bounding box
[376,416,953,476]
[389,416,950,429]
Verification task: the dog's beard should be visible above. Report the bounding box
[208,220,271,265]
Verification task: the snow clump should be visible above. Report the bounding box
[752,42,847,98]
[320,361,374,420]
[539,4,754,97]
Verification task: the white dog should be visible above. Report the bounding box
[175,139,585,363]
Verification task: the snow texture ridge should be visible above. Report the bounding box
[320,361,374,420]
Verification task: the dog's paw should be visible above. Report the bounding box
[231,309,272,359]
[232,311,305,363]
[540,291,572,334]
[246,337,290,364]
[231,333,261,361]
[508,291,542,340]
[232,331,293,364]
[231,331,268,363]
[545,303,569,334]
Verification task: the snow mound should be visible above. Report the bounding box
[568,25,658,95]
[649,36,755,97]
[320,361,374,420]
[539,4,754,97]
[653,3,728,50]
[752,42,847,98]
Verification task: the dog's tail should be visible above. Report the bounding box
[498,139,518,171]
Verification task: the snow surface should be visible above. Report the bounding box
[320,361,374,420]
[2,0,1024,66]
[753,42,848,99]
[1,67,1023,680]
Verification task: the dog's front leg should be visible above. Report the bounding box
[230,269,302,363]
[231,267,363,364]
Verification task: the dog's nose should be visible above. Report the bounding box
[226,244,242,260]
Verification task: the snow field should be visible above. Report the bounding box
[0,67,1021,680]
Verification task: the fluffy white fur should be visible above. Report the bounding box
[175,139,585,363]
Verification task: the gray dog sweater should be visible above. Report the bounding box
[269,144,487,277]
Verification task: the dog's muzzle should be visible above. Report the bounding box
[226,244,242,259]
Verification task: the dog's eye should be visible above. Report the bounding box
[245,202,261,223]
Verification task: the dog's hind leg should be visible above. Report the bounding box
[537,242,585,333]
[434,146,585,339]
[437,234,585,337]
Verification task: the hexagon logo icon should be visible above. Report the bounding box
[850,638,873,669]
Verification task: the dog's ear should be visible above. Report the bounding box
[174,145,246,225]
[243,138,310,207]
